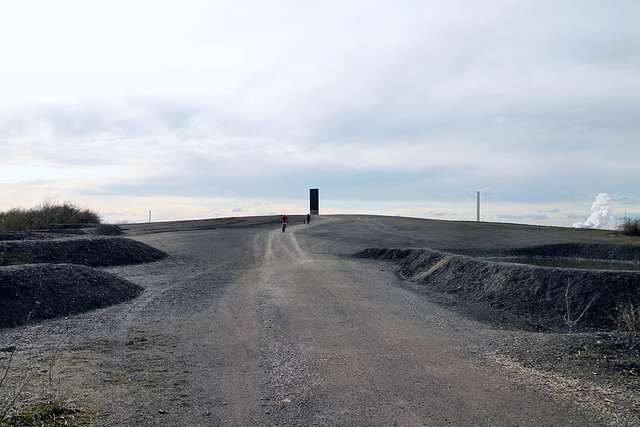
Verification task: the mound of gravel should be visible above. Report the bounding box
[0,224,122,241]
[0,237,168,267]
[0,263,143,329]
[355,247,640,332]
[0,233,168,329]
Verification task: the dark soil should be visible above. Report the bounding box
[0,225,167,328]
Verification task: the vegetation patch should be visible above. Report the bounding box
[1,400,87,426]
[615,299,640,332]
[618,219,640,237]
[0,201,100,232]
[0,319,95,426]
[0,249,35,266]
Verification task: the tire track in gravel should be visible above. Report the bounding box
[113,258,235,338]
[214,218,597,425]
[210,222,332,424]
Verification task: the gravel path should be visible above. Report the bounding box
[1,215,639,425]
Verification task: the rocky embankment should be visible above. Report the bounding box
[355,243,640,332]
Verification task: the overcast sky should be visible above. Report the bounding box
[1,0,638,227]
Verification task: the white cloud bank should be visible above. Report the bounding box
[0,1,639,226]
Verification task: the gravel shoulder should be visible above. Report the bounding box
[1,215,639,425]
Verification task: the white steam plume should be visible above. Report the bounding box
[573,193,613,229]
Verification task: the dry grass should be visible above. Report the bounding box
[1,400,82,426]
[0,311,87,426]
[563,280,597,334]
[0,201,100,232]
[616,300,640,333]
[0,340,85,426]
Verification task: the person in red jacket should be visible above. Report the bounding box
[280,214,289,232]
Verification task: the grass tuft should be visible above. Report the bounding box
[0,201,100,231]
[1,400,82,426]
[616,300,640,333]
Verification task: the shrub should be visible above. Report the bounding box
[0,201,100,231]
[617,218,640,237]
[0,209,29,231]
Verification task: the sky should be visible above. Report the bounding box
[1,0,639,228]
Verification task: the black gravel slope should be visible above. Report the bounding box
[355,246,640,332]
[0,263,143,329]
[0,237,167,267]
[0,230,167,329]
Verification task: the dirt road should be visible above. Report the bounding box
[4,215,622,425]
[205,217,591,425]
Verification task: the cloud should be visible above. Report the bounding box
[429,211,459,218]
[0,1,638,227]
[496,213,551,221]
[565,213,589,220]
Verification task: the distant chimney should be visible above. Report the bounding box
[476,191,480,222]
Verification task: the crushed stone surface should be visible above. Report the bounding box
[1,215,639,425]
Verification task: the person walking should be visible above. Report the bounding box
[306,213,311,224]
